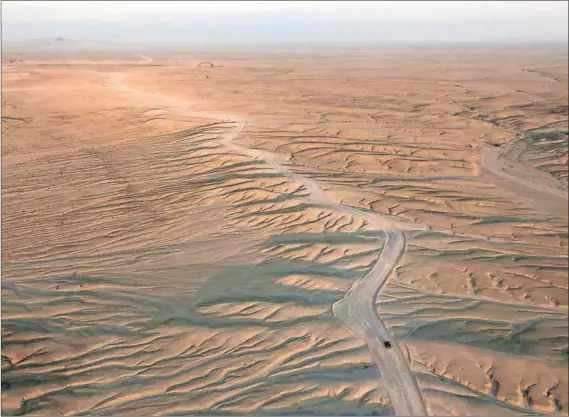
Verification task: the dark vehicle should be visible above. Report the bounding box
[384,341,392,349]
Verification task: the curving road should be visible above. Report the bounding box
[109,72,428,416]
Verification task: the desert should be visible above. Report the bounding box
[2,3,569,414]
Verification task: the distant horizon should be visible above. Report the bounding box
[3,1,568,44]
[4,37,568,51]
[5,37,569,45]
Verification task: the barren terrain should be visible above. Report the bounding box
[2,48,568,416]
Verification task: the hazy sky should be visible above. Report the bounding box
[3,1,568,43]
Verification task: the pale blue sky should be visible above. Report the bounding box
[3,1,568,43]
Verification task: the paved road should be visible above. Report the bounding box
[110,73,428,416]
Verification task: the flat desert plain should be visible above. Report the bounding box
[2,48,568,416]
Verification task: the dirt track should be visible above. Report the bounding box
[113,72,427,416]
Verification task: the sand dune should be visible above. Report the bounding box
[2,49,567,416]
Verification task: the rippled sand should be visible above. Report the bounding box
[2,49,568,416]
